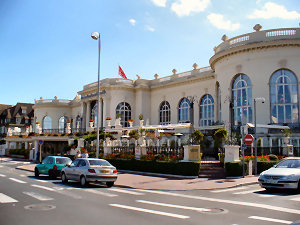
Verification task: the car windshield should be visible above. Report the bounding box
[276,159,300,169]
[88,160,112,166]
[56,158,72,165]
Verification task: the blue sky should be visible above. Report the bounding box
[1,0,299,105]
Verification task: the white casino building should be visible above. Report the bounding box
[24,25,300,155]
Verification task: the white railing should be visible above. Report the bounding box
[178,71,191,78]
[199,66,212,73]
[214,28,299,54]
[36,99,71,104]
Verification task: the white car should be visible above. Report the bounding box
[258,157,300,191]
[61,158,118,187]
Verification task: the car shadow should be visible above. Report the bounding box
[52,181,109,189]
[28,175,61,182]
[256,188,299,196]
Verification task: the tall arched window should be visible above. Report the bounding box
[42,116,52,131]
[160,101,171,125]
[200,94,214,126]
[116,102,131,127]
[270,69,298,124]
[178,98,190,123]
[232,74,252,125]
[58,116,68,133]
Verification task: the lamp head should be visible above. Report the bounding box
[91,32,100,40]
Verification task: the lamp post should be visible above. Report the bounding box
[91,32,101,158]
[254,97,265,175]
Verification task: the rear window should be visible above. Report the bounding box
[55,158,72,165]
[88,160,112,166]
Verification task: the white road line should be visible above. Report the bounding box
[20,175,26,177]
[110,204,189,219]
[0,174,6,177]
[109,188,144,195]
[0,193,18,203]
[211,186,247,193]
[9,178,27,184]
[136,189,300,215]
[290,196,300,201]
[84,189,118,197]
[233,188,265,195]
[31,184,55,191]
[137,200,210,212]
[23,192,54,201]
[249,216,292,224]
[35,179,49,183]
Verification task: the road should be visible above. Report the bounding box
[0,160,300,225]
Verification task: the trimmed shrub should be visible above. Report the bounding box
[257,161,278,174]
[106,159,200,176]
[268,154,278,161]
[225,162,247,177]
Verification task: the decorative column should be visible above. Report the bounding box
[86,101,91,130]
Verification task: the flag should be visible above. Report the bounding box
[118,65,127,79]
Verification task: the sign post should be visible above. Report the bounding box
[39,140,44,163]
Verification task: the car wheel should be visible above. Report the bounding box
[61,172,68,183]
[34,168,39,177]
[80,175,88,187]
[106,182,114,188]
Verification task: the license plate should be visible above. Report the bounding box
[266,179,277,184]
[101,170,109,174]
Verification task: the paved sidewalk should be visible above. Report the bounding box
[15,163,258,191]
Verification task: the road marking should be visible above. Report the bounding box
[110,204,189,219]
[31,184,55,191]
[137,200,211,212]
[136,189,300,215]
[290,196,300,201]
[109,188,144,195]
[0,174,6,177]
[9,178,27,184]
[211,186,247,193]
[84,189,118,197]
[35,179,48,183]
[249,216,292,224]
[20,175,26,177]
[0,193,18,203]
[233,188,265,195]
[23,192,54,201]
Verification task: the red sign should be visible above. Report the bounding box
[244,134,254,145]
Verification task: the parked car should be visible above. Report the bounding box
[258,157,300,191]
[35,156,72,178]
[61,158,118,187]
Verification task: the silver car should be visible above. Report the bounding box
[61,158,118,187]
[258,157,300,191]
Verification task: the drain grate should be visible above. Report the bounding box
[24,204,56,211]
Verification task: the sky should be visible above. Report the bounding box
[0,0,299,105]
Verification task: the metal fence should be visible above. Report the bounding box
[145,146,184,157]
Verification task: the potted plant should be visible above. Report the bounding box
[282,128,292,144]
[106,117,112,120]
[89,119,94,128]
[139,114,144,127]
[128,119,134,127]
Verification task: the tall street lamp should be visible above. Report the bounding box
[254,97,265,175]
[91,32,101,158]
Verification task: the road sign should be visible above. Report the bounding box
[244,134,254,145]
[39,140,44,145]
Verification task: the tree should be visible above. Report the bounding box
[191,129,204,145]
[214,128,228,149]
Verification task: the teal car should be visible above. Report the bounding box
[35,156,72,178]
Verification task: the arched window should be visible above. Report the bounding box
[200,94,214,126]
[42,116,52,131]
[270,69,298,124]
[91,102,98,126]
[178,98,190,123]
[58,116,68,133]
[116,102,131,127]
[232,74,252,125]
[160,101,171,125]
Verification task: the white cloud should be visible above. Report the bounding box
[129,19,136,26]
[248,2,300,19]
[171,0,210,17]
[207,13,240,31]
[145,25,155,32]
[151,0,167,7]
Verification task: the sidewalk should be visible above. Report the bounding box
[15,163,258,191]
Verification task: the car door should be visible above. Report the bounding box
[64,159,80,180]
[39,157,50,174]
[73,159,87,181]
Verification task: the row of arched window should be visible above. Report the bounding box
[42,116,82,131]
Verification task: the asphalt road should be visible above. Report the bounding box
[1,160,300,225]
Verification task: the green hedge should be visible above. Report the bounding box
[225,162,248,177]
[257,161,278,174]
[9,149,29,157]
[106,159,200,176]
